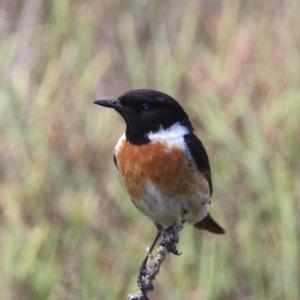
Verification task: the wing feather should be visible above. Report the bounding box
[184,134,213,196]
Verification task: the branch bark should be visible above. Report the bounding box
[127,223,183,300]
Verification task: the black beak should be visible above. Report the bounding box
[94,99,128,115]
[94,99,121,109]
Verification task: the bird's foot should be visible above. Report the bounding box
[160,225,182,255]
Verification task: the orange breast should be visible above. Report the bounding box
[115,140,205,200]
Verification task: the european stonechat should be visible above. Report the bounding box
[94,89,225,294]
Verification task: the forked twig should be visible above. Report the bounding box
[127,223,183,300]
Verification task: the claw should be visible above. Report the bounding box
[159,225,182,255]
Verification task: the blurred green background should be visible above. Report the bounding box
[0,1,299,299]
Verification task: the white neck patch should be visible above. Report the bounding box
[114,132,126,154]
[147,122,190,148]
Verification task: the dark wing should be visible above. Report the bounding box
[184,133,213,196]
[113,154,118,169]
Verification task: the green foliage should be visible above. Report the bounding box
[0,1,299,299]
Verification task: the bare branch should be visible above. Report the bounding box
[127,223,183,300]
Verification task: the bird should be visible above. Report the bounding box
[94,89,225,295]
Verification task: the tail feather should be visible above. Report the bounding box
[194,213,225,234]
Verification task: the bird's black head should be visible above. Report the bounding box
[94,89,193,145]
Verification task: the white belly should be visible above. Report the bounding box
[133,182,210,227]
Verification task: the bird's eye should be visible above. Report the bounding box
[141,101,151,111]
